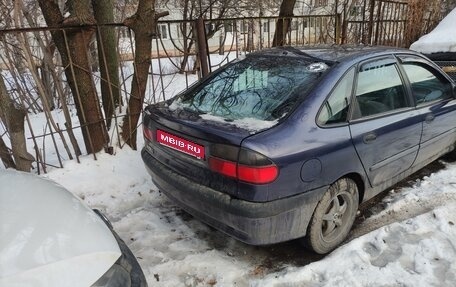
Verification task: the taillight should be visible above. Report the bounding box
[143,126,154,142]
[208,157,237,178]
[237,165,278,183]
[209,144,278,184]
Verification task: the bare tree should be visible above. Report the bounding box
[161,0,239,74]
[121,0,168,149]
[92,0,121,129]
[272,0,297,46]
[37,0,109,154]
[0,136,16,169]
[405,0,440,47]
[0,76,34,171]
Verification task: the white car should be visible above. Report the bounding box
[0,170,147,287]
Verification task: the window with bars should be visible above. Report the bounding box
[314,0,328,7]
[158,24,168,39]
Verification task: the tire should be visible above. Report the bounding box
[444,144,456,161]
[305,178,359,254]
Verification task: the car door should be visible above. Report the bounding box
[398,55,456,165]
[349,56,422,187]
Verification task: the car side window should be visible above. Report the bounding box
[354,59,408,118]
[401,63,452,105]
[318,68,354,125]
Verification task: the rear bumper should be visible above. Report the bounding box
[142,148,326,245]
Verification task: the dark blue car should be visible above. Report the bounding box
[141,46,456,254]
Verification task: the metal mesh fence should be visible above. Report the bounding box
[0,2,445,171]
[434,61,456,82]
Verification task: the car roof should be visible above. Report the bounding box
[250,45,416,64]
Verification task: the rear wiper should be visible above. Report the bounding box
[277,46,337,65]
[269,96,298,120]
[182,106,206,115]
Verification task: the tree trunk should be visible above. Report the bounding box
[37,0,108,154]
[92,0,121,129]
[179,24,196,74]
[121,1,168,149]
[0,76,34,172]
[272,0,296,47]
[0,136,16,169]
[68,0,94,24]
[179,1,191,74]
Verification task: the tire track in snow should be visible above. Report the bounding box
[348,188,456,241]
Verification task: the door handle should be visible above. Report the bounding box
[363,133,377,144]
[425,114,435,123]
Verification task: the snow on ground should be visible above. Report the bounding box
[43,139,253,286]
[254,167,456,287]
[410,8,456,53]
[40,139,456,286]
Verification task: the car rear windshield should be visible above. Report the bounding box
[173,55,328,121]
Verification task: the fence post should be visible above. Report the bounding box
[335,13,342,44]
[367,0,376,44]
[374,0,383,45]
[195,17,210,78]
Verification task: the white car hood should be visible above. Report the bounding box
[0,170,121,287]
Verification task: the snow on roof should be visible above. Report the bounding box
[410,8,456,54]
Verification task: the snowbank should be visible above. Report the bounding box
[410,8,456,54]
[41,145,456,286]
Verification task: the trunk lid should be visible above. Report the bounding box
[143,103,277,198]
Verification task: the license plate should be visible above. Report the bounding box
[156,130,205,159]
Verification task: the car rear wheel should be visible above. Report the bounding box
[305,178,359,254]
[445,143,456,160]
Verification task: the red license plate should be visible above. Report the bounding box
[156,130,205,159]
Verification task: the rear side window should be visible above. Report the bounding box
[401,63,452,105]
[175,56,328,121]
[354,58,408,118]
[318,68,354,125]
